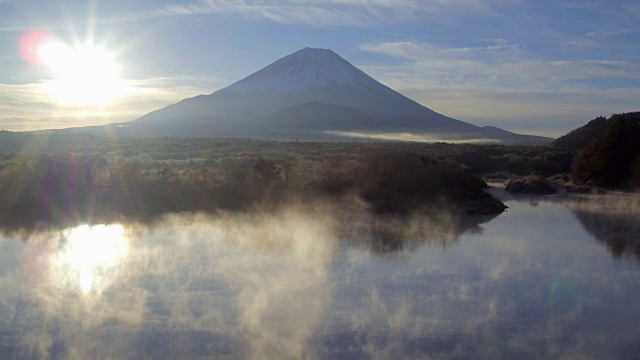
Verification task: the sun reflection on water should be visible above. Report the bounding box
[54,224,129,294]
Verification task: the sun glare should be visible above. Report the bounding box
[19,30,127,106]
[55,224,129,294]
[42,42,127,106]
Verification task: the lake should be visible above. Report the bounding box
[1,191,639,359]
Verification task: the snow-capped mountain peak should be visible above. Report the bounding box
[222,47,381,94]
[102,47,550,145]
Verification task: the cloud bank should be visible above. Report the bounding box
[359,41,640,135]
[0,76,227,131]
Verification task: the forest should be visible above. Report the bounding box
[0,111,638,230]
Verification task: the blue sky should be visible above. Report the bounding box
[0,0,639,136]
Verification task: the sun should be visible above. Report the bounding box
[21,32,127,106]
[42,42,127,106]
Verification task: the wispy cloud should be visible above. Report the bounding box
[0,26,30,32]
[361,41,640,85]
[482,37,508,45]
[359,40,640,135]
[441,44,525,53]
[107,0,521,26]
[586,28,639,37]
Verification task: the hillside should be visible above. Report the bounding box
[556,112,640,188]
[553,116,608,149]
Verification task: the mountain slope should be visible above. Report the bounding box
[57,47,551,144]
[565,112,640,188]
[553,116,608,149]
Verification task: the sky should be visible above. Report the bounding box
[0,0,639,137]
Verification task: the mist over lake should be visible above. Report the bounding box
[1,191,639,359]
[2,0,640,358]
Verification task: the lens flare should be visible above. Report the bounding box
[18,29,55,67]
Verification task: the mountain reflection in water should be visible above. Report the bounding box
[1,197,640,359]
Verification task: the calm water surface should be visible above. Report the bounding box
[1,192,639,359]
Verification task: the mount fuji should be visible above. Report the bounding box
[63,48,550,144]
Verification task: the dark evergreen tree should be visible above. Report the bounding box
[572,113,640,187]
